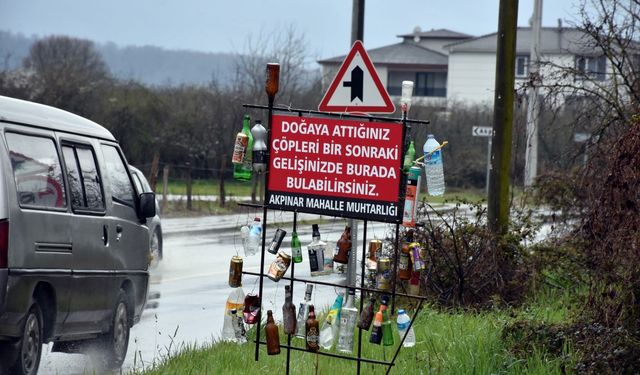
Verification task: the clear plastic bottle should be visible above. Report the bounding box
[337,289,358,353]
[295,284,314,338]
[396,309,416,347]
[246,217,262,256]
[240,224,250,256]
[222,287,245,341]
[319,293,343,349]
[423,134,445,196]
[251,120,268,173]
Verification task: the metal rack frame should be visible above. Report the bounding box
[239,102,430,375]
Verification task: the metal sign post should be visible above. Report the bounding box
[472,126,493,194]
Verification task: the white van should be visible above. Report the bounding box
[0,95,156,374]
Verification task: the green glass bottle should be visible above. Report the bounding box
[291,231,303,263]
[381,305,394,346]
[233,115,253,181]
[403,141,416,172]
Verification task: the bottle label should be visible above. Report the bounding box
[308,249,320,272]
[232,135,248,164]
[397,321,410,330]
[399,253,410,270]
[425,150,441,164]
[307,327,319,344]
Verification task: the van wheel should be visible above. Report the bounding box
[9,303,43,375]
[99,290,130,369]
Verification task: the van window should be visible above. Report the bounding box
[5,132,67,209]
[101,145,135,207]
[62,145,105,212]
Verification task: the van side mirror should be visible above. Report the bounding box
[138,192,156,219]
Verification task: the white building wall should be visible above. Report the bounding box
[447,52,497,105]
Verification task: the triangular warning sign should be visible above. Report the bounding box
[319,40,395,114]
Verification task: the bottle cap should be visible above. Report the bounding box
[255,217,261,221]
[398,309,405,315]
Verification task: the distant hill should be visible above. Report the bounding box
[0,30,239,87]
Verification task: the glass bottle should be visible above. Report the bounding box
[295,284,313,338]
[291,231,303,263]
[233,114,253,181]
[230,308,246,343]
[265,310,281,355]
[337,289,358,353]
[333,225,351,264]
[381,302,394,346]
[369,311,383,345]
[358,297,376,330]
[306,305,320,352]
[282,285,297,335]
[307,224,326,277]
[403,140,416,172]
[251,120,268,173]
[398,230,413,280]
[319,293,344,349]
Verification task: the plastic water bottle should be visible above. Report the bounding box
[240,224,250,256]
[423,134,445,196]
[246,217,262,256]
[319,293,343,349]
[222,287,245,341]
[396,309,416,347]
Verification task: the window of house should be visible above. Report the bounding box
[101,145,135,207]
[515,55,529,78]
[5,132,67,209]
[62,144,105,212]
[575,55,607,80]
[387,71,447,97]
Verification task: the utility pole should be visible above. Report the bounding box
[347,0,365,288]
[524,0,543,188]
[488,0,519,235]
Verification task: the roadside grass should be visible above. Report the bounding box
[135,287,575,375]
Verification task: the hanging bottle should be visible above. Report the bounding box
[307,224,326,277]
[295,284,313,338]
[396,309,416,347]
[369,311,383,345]
[398,230,413,281]
[222,286,245,341]
[319,293,344,349]
[423,134,445,196]
[306,305,320,352]
[246,217,262,256]
[333,225,351,264]
[265,310,281,355]
[233,114,253,181]
[337,289,358,353]
[402,165,422,227]
[282,285,297,335]
[358,297,376,330]
[403,140,416,173]
[251,120,268,173]
[381,300,394,346]
[240,224,251,256]
[291,231,303,263]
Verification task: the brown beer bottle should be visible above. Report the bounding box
[398,230,413,280]
[305,305,320,352]
[265,310,280,355]
[333,225,352,264]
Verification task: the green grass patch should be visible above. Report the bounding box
[136,288,576,375]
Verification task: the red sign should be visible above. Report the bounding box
[318,41,395,114]
[266,114,404,222]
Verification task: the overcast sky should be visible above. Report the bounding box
[1,0,580,59]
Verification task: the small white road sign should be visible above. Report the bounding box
[472,126,493,137]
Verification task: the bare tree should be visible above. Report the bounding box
[23,35,110,114]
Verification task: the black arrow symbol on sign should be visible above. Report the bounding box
[343,66,363,102]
